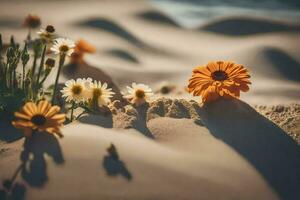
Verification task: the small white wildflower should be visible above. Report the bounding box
[123,83,154,106]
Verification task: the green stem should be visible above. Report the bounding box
[76,111,86,120]
[70,101,75,122]
[3,63,7,87]
[31,52,38,93]
[52,54,66,105]
[35,45,46,100]
[22,64,25,90]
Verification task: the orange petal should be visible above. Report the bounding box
[45,106,60,117]
[14,112,31,120]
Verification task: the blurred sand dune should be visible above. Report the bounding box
[0,0,300,199]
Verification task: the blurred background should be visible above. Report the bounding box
[149,0,300,27]
[0,0,300,104]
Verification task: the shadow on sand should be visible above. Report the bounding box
[20,132,64,187]
[104,48,139,64]
[102,144,132,181]
[263,47,300,82]
[0,121,23,143]
[133,103,155,139]
[76,18,147,49]
[78,111,113,129]
[63,62,124,102]
[200,17,300,36]
[136,10,180,27]
[75,17,177,56]
[198,99,300,200]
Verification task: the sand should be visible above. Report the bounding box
[0,0,300,199]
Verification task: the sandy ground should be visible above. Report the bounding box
[0,0,300,200]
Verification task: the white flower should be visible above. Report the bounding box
[123,83,154,106]
[51,38,75,56]
[86,81,115,107]
[61,78,92,103]
[37,25,55,42]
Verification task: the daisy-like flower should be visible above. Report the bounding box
[123,83,154,106]
[37,25,55,42]
[188,61,251,103]
[12,100,66,137]
[61,78,92,103]
[51,38,75,56]
[86,80,115,107]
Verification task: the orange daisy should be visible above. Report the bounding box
[188,61,251,103]
[12,100,66,138]
[71,39,96,63]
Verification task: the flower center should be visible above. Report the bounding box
[135,89,145,99]
[71,85,82,95]
[59,45,69,52]
[93,88,102,98]
[212,70,228,81]
[46,25,55,33]
[31,114,47,126]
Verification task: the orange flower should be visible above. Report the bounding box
[71,39,96,63]
[12,101,66,138]
[188,61,251,103]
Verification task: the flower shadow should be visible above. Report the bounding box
[0,120,23,142]
[78,111,113,129]
[198,99,300,200]
[0,180,26,200]
[102,144,132,181]
[20,132,64,187]
[132,103,155,139]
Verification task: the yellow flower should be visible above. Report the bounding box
[188,61,251,103]
[61,78,91,103]
[86,80,115,107]
[51,38,75,56]
[123,83,154,106]
[12,100,65,137]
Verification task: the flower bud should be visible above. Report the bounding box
[45,58,55,68]
[21,45,30,66]
[23,14,41,29]
[45,25,55,33]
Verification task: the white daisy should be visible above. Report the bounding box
[61,78,92,103]
[51,38,75,56]
[86,80,115,107]
[123,83,154,106]
[37,25,55,42]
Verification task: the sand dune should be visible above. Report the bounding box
[1,0,300,199]
[136,10,180,27]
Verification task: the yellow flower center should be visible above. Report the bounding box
[71,85,82,95]
[31,114,47,126]
[59,45,69,53]
[212,70,228,81]
[93,88,102,98]
[135,89,145,99]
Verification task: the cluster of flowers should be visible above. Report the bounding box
[62,79,153,107]
[0,15,79,137]
[3,15,252,140]
[61,78,154,119]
